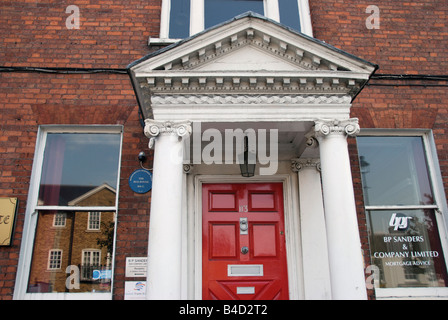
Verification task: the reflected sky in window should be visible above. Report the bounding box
[205,0,264,29]
[357,136,433,206]
[38,133,121,206]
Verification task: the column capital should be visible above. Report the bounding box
[144,119,192,138]
[291,158,321,172]
[183,163,194,174]
[314,118,360,139]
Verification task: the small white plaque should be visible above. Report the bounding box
[124,281,146,300]
[126,257,147,277]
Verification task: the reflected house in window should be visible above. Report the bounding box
[28,184,116,293]
[67,183,117,207]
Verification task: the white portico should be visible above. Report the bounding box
[128,12,378,300]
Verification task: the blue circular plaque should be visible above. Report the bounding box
[129,169,152,194]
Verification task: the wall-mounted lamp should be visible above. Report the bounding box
[138,151,152,171]
[138,151,146,162]
[239,136,256,177]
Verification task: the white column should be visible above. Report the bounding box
[144,119,192,300]
[314,119,367,300]
[292,158,332,299]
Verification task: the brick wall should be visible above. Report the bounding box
[0,0,162,69]
[310,0,448,299]
[309,0,448,74]
[0,0,162,299]
[0,70,154,299]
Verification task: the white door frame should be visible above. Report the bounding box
[186,172,304,300]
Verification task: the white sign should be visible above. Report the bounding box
[126,257,147,277]
[124,281,146,300]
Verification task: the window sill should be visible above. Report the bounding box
[22,292,111,300]
[148,37,181,46]
[375,287,448,300]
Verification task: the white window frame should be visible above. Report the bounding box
[152,0,313,44]
[82,249,101,266]
[52,212,66,227]
[358,129,448,299]
[13,125,123,300]
[81,249,102,281]
[88,211,101,231]
[47,249,63,270]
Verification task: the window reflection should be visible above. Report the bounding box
[358,136,434,206]
[38,133,121,207]
[205,0,264,29]
[28,209,115,293]
[358,135,447,289]
[367,209,448,288]
[28,132,120,294]
[169,0,190,38]
[168,0,303,39]
[279,0,301,31]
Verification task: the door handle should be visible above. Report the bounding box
[240,217,248,235]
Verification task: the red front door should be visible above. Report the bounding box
[202,183,289,300]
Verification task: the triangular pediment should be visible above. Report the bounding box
[191,44,310,72]
[128,12,377,120]
[129,12,376,75]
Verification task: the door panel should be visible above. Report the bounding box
[210,223,238,259]
[248,191,277,211]
[202,183,289,300]
[209,191,238,211]
[251,224,278,258]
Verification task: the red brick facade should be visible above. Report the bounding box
[310,0,447,299]
[0,0,447,300]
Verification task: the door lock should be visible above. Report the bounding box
[241,246,249,254]
[240,217,248,235]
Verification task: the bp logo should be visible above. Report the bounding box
[389,213,412,231]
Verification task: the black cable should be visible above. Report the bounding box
[2,66,448,80]
[0,66,127,74]
[368,74,448,87]
[371,74,448,81]
[368,83,448,87]
[2,66,448,88]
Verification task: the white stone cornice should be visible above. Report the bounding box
[144,119,192,138]
[141,74,362,95]
[291,158,321,172]
[314,118,360,138]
